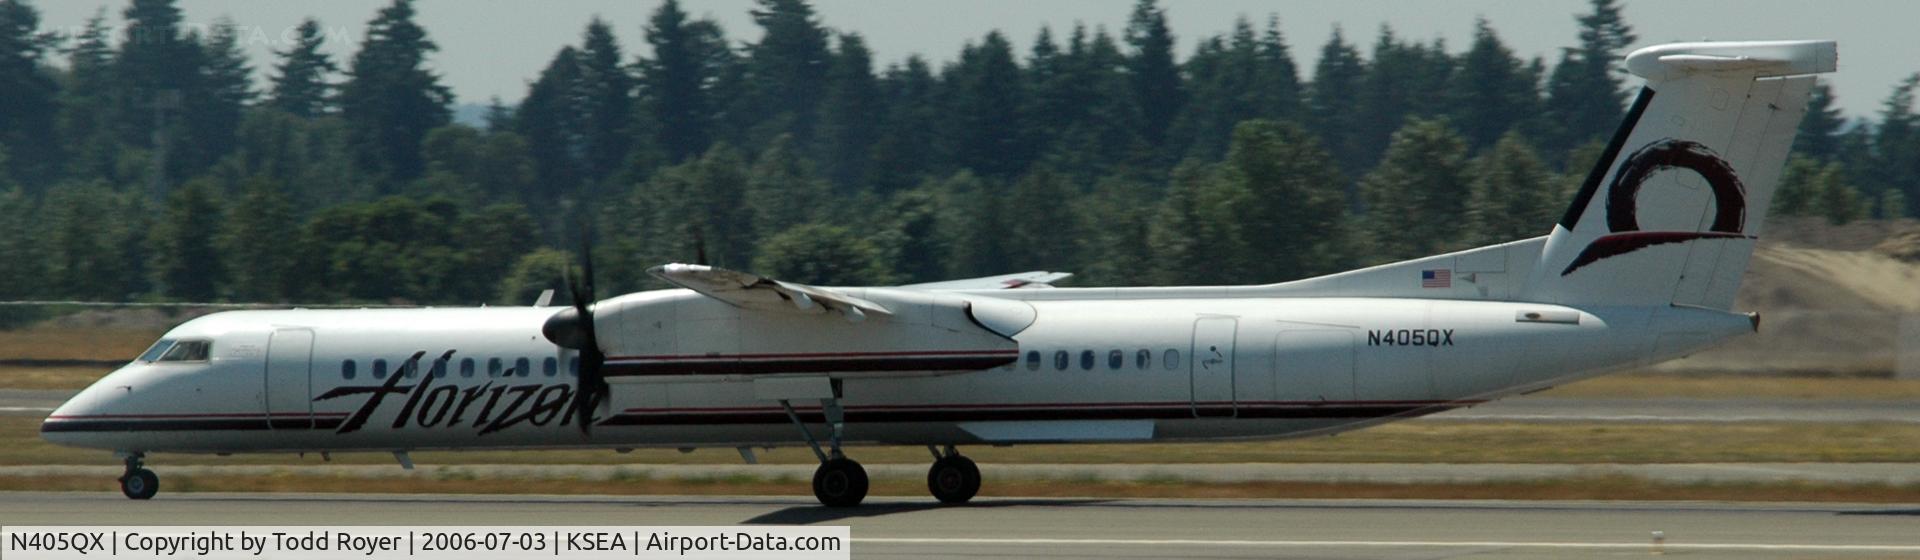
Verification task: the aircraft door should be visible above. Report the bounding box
[265,329,314,426]
[1190,317,1237,417]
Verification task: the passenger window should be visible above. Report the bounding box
[543,357,558,377]
[1108,350,1123,370]
[373,359,389,380]
[137,339,176,363]
[459,358,475,378]
[1053,350,1068,371]
[157,340,210,362]
[341,360,356,380]
[431,358,448,378]
[515,358,531,377]
[1025,351,1040,371]
[1136,349,1151,369]
[487,358,503,378]
[1163,349,1180,370]
[402,359,419,379]
[1079,350,1094,370]
[568,356,579,376]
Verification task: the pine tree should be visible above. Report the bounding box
[1354,28,1454,171]
[1031,25,1144,184]
[752,223,894,285]
[746,134,829,239]
[44,181,121,299]
[222,177,298,301]
[947,31,1028,179]
[182,19,252,172]
[632,144,756,269]
[1307,27,1366,183]
[339,0,454,185]
[1175,18,1260,160]
[0,185,46,298]
[1253,15,1304,123]
[153,179,225,301]
[1216,120,1350,281]
[1124,0,1182,151]
[640,0,727,164]
[1359,118,1471,261]
[269,18,337,118]
[737,0,831,148]
[1074,176,1157,285]
[1147,162,1224,285]
[454,203,537,301]
[1540,0,1636,159]
[1770,156,1819,217]
[1000,167,1082,271]
[818,32,881,191]
[0,0,58,186]
[1793,83,1843,161]
[1810,162,1863,225]
[1874,74,1920,218]
[56,11,120,183]
[1450,19,1537,152]
[870,56,940,192]
[949,172,1012,277]
[515,47,585,198]
[1467,132,1559,243]
[575,18,633,185]
[876,188,953,283]
[114,0,201,189]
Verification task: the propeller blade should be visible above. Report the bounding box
[566,233,608,436]
[692,225,710,267]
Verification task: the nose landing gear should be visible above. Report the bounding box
[118,452,157,500]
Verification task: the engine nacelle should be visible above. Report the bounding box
[588,288,1034,380]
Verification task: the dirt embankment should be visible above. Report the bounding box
[1659,217,1920,376]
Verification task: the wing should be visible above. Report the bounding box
[647,263,891,321]
[900,271,1072,291]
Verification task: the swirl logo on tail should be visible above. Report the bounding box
[1561,138,1754,276]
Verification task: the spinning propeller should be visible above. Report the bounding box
[540,236,609,436]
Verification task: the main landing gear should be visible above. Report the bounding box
[780,397,868,507]
[927,445,980,504]
[119,452,158,500]
[778,392,985,507]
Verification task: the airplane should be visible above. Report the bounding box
[42,40,1835,507]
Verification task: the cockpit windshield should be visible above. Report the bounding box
[136,339,211,363]
[136,339,174,363]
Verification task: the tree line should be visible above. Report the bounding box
[0,0,1911,306]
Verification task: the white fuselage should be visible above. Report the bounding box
[42,290,1753,455]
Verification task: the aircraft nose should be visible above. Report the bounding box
[39,369,133,449]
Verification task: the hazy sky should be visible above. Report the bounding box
[31,0,1916,120]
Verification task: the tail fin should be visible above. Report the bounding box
[1526,40,1837,309]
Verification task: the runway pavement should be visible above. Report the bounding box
[7,462,1919,485]
[4,389,1917,422]
[2,492,1917,559]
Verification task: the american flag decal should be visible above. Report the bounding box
[1421,269,1451,288]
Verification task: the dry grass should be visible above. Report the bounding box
[12,416,1920,466]
[5,472,1919,503]
[1541,373,1920,399]
[0,327,162,361]
[0,366,109,390]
